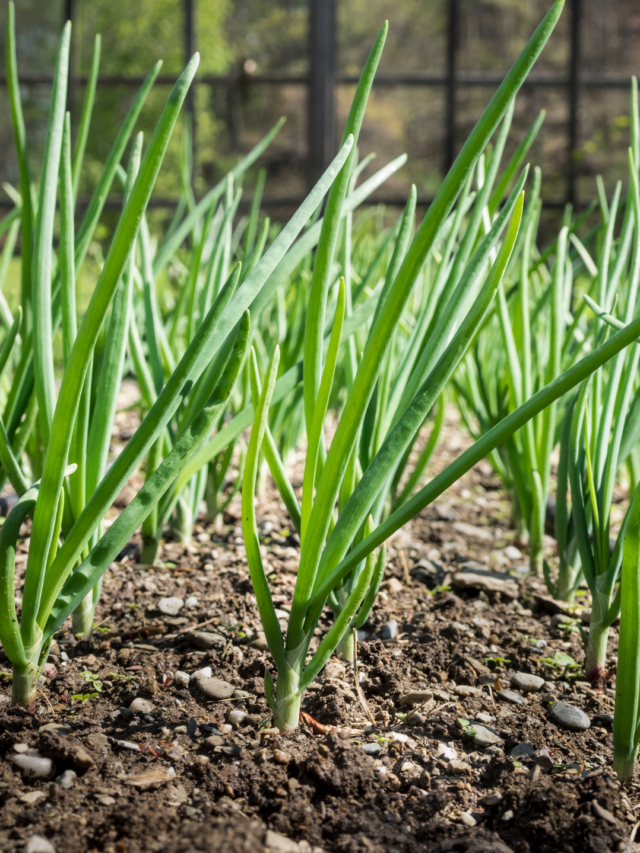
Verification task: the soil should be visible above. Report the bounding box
[1,407,639,853]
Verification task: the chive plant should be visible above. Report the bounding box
[0,7,364,707]
[613,481,640,781]
[236,1,628,731]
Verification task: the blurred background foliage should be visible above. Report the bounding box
[0,0,639,225]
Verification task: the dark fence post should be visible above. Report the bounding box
[307,0,336,189]
[568,0,582,206]
[444,0,459,174]
[184,0,196,178]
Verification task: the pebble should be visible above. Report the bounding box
[175,726,188,735]
[497,689,527,706]
[361,742,382,757]
[382,577,404,594]
[13,754,53,778]
[503,545,522,560]
[381,620,398,639]
[459,812,477,827]
[228,709,247,725]
[510,672,545,692]
[453,521,494,542]
[273,749,292,764]
[174,671,191,687]
[196,677,235,700]
[398,690,433,706]
[20,791,48,804]
[550,701,591,732]
[452,571,518,600]
[38,723,71,736]
[472,725,502,748]
[510,743,534,759]
[96,795,116,806]
[157,597,184,616]
[184,596,199,609]
[129,697,154,714]
[192,666,212,680]
[264,830,299,853]
[14,743,29,753]
[23,837,56,853]
[187,631,226,650]
[55,769,77,789]
[455,685,480,697]
[476,712,494,724]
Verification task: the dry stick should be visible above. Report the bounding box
[352,628,376,725]
[399,550,411,585]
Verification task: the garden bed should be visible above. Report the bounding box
[0,410,637,853]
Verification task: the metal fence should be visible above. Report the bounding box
[1,0,636,210]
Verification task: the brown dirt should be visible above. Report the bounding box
[1,409,638,853]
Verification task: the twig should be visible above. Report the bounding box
[352,629,375,725]
[399,550,411,585]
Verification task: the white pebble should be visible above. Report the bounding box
[13,754,53,778]
[158,597,184,616]
[13,743,29,753]
[228,710,247,725]
[220,723,233,733]
[23,837,56,853]
[504,545,522,560]
[184,596,199,609]
[174,671,191,687]
[192,666,212,680]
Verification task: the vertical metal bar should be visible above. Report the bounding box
[184,0,196,181]
[307,0,336,189]
[444,0,459,174]
[64,0,75,113]
[568,0,582,206]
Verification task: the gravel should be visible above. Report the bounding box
[497,689,527,706]
[510,672,545,692]
[157,597,184,616]
[196,677,235,700]
[550,701,591,732]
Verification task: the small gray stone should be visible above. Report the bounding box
[86,733,109,749]
[398,691,433,706]
[510,743,534,759]
[55,769,77,789]
[550,613,574,631]
[455,685,480,697]
[23,837,56,853]
[232,689,251,699]
[452,571,518,600]
[187,631,226,650]
[550,701,591,732]
[498,689,527,706]
[453,521,494,542]
[361,742,381,757]
[157,596,184,616]
[20,791,47,805]
[196,677,235,700]
[472,724,502,748]
[38,722,72,736]
[381,620,398,640]
[510,672,545,693]
[129,697,154,714]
